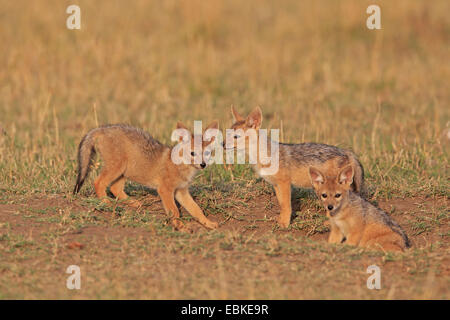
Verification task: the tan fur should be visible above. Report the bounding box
[74,122,219,231]
[309,165,410,252]
[226,106,366,228]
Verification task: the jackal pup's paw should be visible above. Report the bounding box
[126,199,142,208]
[203,219,219,230]
[277,216,290,229]
[100,198,112,205]
[171,219,193,233]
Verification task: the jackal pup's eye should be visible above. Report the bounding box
[321,193,327,198]
[190,151,196,156]
[234,135,240,139]
[335,193,341,198]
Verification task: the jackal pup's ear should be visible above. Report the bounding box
[309,167,325,189]
[338,165,354,187]
[176,121,188,130]
[231,105,244,122]
[245,106,262,129]
[204,120,219,143]
[175,121,192,142]
[205,120,219,131]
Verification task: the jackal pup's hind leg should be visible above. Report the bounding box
[94,162,126,203]
[109,176,127,200]
[361,231,406,252]
[109,176,142,208]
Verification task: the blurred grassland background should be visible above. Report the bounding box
[0,0,448,197]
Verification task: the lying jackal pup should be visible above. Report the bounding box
[226,106,365,228]
[73,122,219,231]
[309,165,410,252]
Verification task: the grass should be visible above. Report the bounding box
[0,0,449,299]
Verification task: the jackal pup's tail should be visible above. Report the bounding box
[73,130,97,194]
[345,151,367,198]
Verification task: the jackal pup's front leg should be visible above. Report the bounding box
[328,220,345,244]
[273,181,292,228]
[175,187,218,229]
[157,186,191,232]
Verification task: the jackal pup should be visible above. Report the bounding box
[309,165,410,251]
[225,106,365,228]
[73,122,219,231]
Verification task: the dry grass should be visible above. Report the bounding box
[0,0,448,299]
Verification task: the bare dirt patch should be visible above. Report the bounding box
[0,193,448,299]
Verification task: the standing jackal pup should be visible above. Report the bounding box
[309,165,410,252]
[226,106,365,228]
[73,122,219,231]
